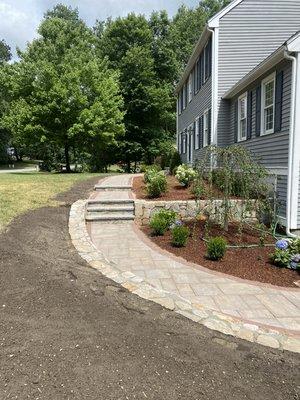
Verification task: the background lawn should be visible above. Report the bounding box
[0,172,106,230]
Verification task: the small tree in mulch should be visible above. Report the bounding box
[194,145,277,242]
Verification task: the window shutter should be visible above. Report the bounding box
[275,70,283,132]
[193,121,196,149]
[255,86,261,136]
[180,133,183,154]
[185,84,188,108]
[208,109,212,145]
[193,67,197,95]
[200,53,204,87]
[247,90,252,140]
[234,100,238,143]
[200,116,204,148]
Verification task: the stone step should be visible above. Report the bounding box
[87,199,134,206]
[85,213,135,222]
[94,185,132,191]
[86,205,134,213]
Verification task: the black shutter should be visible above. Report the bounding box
[255,86,261,136]
[184,84,188,109]
[275,70,283,132]
[208,109,212,145]
[180,132,183,154]
[193,67,197,95]
[247,90,252,140]
[234,100,238,143]
[200,116,204,148]
[193,121,196,149]
[200,53,204,87]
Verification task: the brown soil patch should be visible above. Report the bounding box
[133,175,194,201]
[141,220,300,288]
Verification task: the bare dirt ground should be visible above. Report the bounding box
[0,176,299,400]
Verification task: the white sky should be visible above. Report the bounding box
[0,0,199,58]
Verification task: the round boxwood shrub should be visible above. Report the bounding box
[146,172,167,198]
[171,222,190,247]
[206,237,227,261]
[149,209,177,236]
[144,165,161,184]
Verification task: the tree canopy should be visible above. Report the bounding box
[0,0,231,171]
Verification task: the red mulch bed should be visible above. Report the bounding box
[133,175,194,201]
[141,220,300,288]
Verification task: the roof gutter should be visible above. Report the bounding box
[284,50,298,238]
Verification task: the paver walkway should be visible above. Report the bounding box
[88,175,300,336]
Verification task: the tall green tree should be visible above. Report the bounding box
[0,39,12,163]
[2,4,124,171]
[97,13,175,169]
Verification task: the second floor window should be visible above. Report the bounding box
[261,73,275,135]
[238,93,247,141]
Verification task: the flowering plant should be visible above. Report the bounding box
[270,238,300,270]
[170,220,183,230]
[175,164,197,187]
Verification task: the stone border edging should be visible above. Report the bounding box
[69,199,300,354]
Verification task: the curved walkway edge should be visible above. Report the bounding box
[69,198,300,354]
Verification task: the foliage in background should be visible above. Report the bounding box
[169,150,182,175]
[1,5,124,172]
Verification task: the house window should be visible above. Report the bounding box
[238,93,247,141]
[203,109,209,147]
[195,117,200,149]
[188,74,193,102]
[261,73,275,135]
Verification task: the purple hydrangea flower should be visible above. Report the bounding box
[170,220,183,230]
[289,262,299,270]
[275,239,289,250]
[291,254,300,263]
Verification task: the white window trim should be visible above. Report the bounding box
[195,116,200,150]
[261,72,276,136]
[238,92,247,142]
[203,109,209,147]
[188,74,193,103]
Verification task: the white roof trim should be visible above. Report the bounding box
[208,0,244,28]
[287,31,300,52]
[175,27,211,94]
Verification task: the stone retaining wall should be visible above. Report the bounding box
[134,199,257,226]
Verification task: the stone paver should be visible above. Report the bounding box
[69,174,300,353]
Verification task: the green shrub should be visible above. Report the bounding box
[169,151,182,175]
[206,237,227,261]
[270,238,300,270]
[191,180,206,199]
[146,172,167,198]
[171,224,190,247]
[144,165,161,184]
[175,164,197,187]
[149,209,177,236]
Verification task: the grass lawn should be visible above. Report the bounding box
[0,172,106,229]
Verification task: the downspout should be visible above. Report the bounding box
[207,26,218,171]
[284,50,298,238]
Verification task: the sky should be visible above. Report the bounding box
[0,0,199,58]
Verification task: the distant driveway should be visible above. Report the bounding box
[0,167,37,173]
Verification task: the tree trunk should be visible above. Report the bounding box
[64,143,71,173]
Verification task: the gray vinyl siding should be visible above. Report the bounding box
[228,60,292,220]
[178,76,212,163]
[217,0,300,146]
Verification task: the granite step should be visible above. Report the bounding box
[94,185,132,191]
[85,212,135,222]
[86,205,134,213]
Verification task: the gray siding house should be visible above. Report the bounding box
[176,0,300,234]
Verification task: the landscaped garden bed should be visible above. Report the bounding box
[136,146,300,288]
[141,220,300,288]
